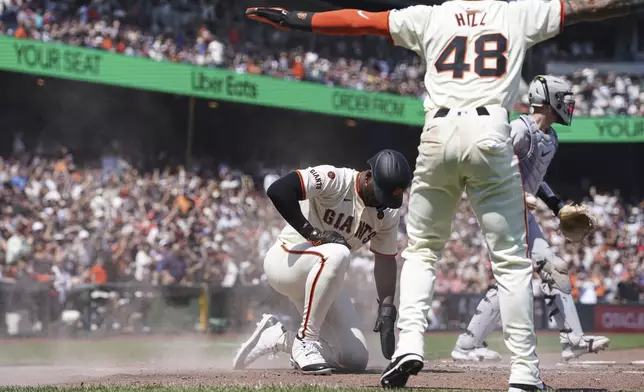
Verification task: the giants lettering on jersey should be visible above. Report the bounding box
[310,168,322,190]
[323,209,378,244]
[455,12,487,27]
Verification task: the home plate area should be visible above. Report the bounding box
[52,349,644,391]
[65,362,644,391]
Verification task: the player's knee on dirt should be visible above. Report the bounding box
[535,254,571,294]
[339,342,369,372]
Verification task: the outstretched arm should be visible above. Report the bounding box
[370,213,400,305]
[246,8,391,37]
[373,253,397,360]
[373,254,397,304]
[562,0,644,26]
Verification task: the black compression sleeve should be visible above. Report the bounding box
[536,183,565,215]
[266,171,315,239]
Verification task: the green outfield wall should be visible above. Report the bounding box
[1,36,642,143]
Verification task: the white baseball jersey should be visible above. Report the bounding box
[277,165,400,256]
[511,115,559,194]
[388,0,563,110]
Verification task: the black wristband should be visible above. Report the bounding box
[284,11,314,32]
[548,197,564,216]
[378,303,397,318]
[537,186,564,215]
[556,199,565,215]
[300,222,316,239]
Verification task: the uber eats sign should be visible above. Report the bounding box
[1,36,642,143]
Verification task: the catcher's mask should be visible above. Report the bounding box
[528,75,575,126]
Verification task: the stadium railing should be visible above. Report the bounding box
[3,279,641,338]
[0,280,205,337]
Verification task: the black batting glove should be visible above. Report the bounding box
[302,222,351,250]
[373,302,397,360]
[246,7,289,30]
[246,7,314,31]
[308,228,352,250]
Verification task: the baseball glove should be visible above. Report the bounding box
[373,302,397,360]
[558,203,596,242]
[309,229,352,249]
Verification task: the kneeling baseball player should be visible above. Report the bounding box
[233,149,413,374]
[451,75,609,364]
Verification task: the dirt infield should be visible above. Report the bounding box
[2,348,643,390]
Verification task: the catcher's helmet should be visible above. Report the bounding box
[367,149,412,209]
[528,75,575,126]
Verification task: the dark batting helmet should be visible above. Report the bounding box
[367,149,413,209]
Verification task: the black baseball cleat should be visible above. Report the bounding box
[508,383,554,392]
[380,354,424,388]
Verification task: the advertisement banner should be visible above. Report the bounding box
[594,305,644,332]
[553,117,644,142]
[1,36,642,142]
[0,36,424,126]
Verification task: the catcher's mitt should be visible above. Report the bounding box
[558,203,596,242]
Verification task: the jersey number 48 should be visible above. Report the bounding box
[434,34,508,79]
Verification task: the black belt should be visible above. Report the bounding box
[434,107,490,118]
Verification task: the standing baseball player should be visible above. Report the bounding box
[451,75,609,364]
[246,0,640,389]
[233,149,412,374]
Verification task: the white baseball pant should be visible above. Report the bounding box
[394,105,540,386]
[458,211,585,349]
[263,241,369,371]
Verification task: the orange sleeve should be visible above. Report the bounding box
[295,170,306,200]
[559,0,565,33]
[311,9,391,38]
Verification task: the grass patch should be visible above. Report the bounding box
[0,336,225,366]
[0,332,642,366]
[424,332,644,360]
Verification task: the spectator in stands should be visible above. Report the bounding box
[617,271,642,303]
[134,242,153,282]
[91,258,108,285]
[154,243,187,285]
[577,272,599,305]
[3,0,643,113]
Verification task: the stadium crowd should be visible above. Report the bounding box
[1,0,643,116]
[0,147,642,307]
[0,151,283,296]
[0,0,642,334]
